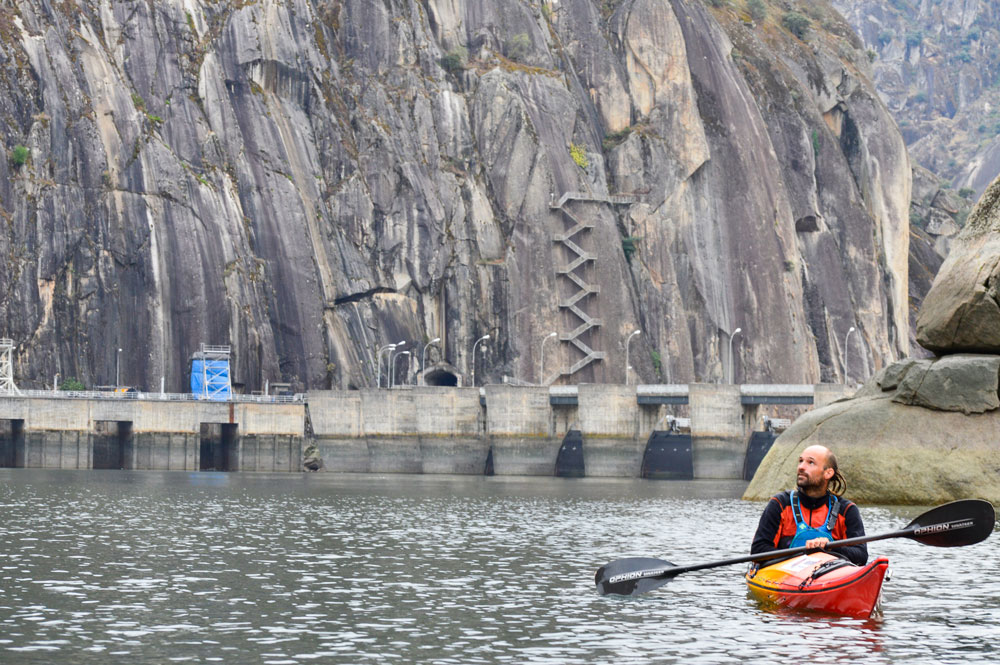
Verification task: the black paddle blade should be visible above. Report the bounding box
[905,499,996,547]
[595,557,678,597]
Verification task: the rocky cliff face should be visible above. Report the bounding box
[832,0,1000,197]
[831,0,997,349]
[831,0,1000,341]
[0,0,910,392]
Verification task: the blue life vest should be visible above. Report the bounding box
[788,489,840,548]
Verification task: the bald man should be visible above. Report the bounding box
[750,445,868,565]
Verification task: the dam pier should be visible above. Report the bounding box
[0,384,853,479]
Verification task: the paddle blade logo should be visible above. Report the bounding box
[608,567,669,584]
[909,509,993,548]
[914,519,974,536]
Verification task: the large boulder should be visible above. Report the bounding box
[743,395,1000,505]
[745,354,1000,504]
[865,354,1000,414]
[916,174,1000,353]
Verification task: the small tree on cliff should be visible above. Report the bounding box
[9,145,29,168]
[440,46,467,76]
[781,12,811,40]
[505,33,531,63]
[748,0,766,21]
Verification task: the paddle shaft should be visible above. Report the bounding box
[661,526,917,577]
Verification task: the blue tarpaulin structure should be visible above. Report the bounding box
[191,358,232,400]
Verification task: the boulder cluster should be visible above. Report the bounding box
[745,174,1000,505]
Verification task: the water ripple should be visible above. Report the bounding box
[0,470,998,663]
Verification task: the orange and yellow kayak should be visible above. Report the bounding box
[745,552,890,617]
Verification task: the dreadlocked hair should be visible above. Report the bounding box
[825,451,847,497]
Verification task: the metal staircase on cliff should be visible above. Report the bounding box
[551,191,641,208]
[548,191,643,383]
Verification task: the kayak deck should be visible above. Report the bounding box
[745,552,890,618]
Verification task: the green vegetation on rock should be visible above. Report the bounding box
[59,377,86,391]
[506,33,531,63]
[622,235,639,262]
[781,12,810,39]
[9,145,29,167]
[439,46,467,75]
[602,127,632,151]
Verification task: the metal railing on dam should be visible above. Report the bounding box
[12,389,305,404]
[0,383,855,478]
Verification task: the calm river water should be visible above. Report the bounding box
[1,469,998,664]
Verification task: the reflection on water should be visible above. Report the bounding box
[0,470,998,663]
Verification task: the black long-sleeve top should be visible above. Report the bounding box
[751,491,868,566]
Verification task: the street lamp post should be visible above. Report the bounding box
[844,326,856,384]
[421,338,441,386]
[389,347,406,388]
[116,348,122,388]
[625,330,640,385]
[539,332,557,384]
[381,340,406,388]
[392,351,410,388]
[376,343,396,388]
[727,328,742,384]
[472,334,490,386]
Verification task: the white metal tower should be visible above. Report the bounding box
[0,338,20,395]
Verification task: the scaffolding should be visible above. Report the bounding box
[191,344,233,401]
[0,339,19,395]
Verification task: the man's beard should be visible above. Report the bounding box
[797,474,822,492]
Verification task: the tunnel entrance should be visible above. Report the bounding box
[423,368,459,386]
[200,423,239,471]
[0,419,25,468]
[93,421,134,470]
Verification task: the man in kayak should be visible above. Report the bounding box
[750,444,867,565]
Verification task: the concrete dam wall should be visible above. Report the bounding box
[0,384,854,479]
[0,395,305,472]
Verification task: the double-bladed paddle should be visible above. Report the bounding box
[595,498,995,597]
